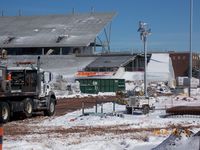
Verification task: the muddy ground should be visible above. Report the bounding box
[3,96,117,137]
[4,95,200,142]
[55,95,116,116]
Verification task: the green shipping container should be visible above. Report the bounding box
[76,78,125,94]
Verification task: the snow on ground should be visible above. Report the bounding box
[4,96,200,150]
[54,90,116,99]
[3,55,200,149]
[40,101,200,128]
[155,95,200,108]
[4,134,162,150]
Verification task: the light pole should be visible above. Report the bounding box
[138,21,151,97]
[189,0,193,97]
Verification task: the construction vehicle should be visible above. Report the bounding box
[0,56,56,123]
[124,86,155,114]
[126,96,155,114]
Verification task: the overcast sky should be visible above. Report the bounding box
[1,0,200,52]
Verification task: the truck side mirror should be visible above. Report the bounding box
[49,72,53,82]
[41,72,44,82]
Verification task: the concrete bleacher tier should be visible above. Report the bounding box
[3,55,96,77]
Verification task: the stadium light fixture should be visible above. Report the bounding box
[137,21,151,98]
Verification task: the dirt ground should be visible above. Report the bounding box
[3,95,200,145]
[55,95,116,116]
[3,96,117,137]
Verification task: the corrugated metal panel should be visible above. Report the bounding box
[86,56,134,68]
[0,12,116,48]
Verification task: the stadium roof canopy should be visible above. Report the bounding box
[0,12,115,48]
[86,56,135,68]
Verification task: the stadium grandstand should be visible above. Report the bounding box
[0,12,115,55]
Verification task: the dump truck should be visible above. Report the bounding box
[0,56,56,123]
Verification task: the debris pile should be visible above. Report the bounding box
[126,81,172,97]
[149,82,172,96]
[52,74,80,97]
[173,96,197,102]
[152,128,194,150]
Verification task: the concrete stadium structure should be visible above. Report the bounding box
[0,12,115,55]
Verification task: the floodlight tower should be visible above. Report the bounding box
[137,21,151,97]
[189,0,193,97]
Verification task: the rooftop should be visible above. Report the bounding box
[86,56,135,68]
[0,12,115,48]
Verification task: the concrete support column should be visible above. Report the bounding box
[42,48,45,55]
[94,38,96,53]
[60,48,63,55]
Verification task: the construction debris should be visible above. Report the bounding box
[152,128,193,150]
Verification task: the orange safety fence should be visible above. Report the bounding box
[76,71,114,77]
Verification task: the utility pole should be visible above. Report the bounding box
[138,21,151,97]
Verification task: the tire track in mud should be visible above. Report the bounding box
[4,122,200,137]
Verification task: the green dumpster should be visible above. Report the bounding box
[76,78,125,94]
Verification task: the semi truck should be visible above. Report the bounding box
[0,56,56,123]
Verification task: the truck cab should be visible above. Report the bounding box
[0,57,56,123]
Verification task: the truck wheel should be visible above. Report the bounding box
[44,98,55,116]
[24,99,33,118]
[142,105,150,114]
[0,102,10,123]
[126,107,132,114]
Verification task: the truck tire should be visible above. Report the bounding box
[24,98,33,118]
[126,106,132,114]
[44,98,55,116]
[142,105,150,114]
[0,102,10,123]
